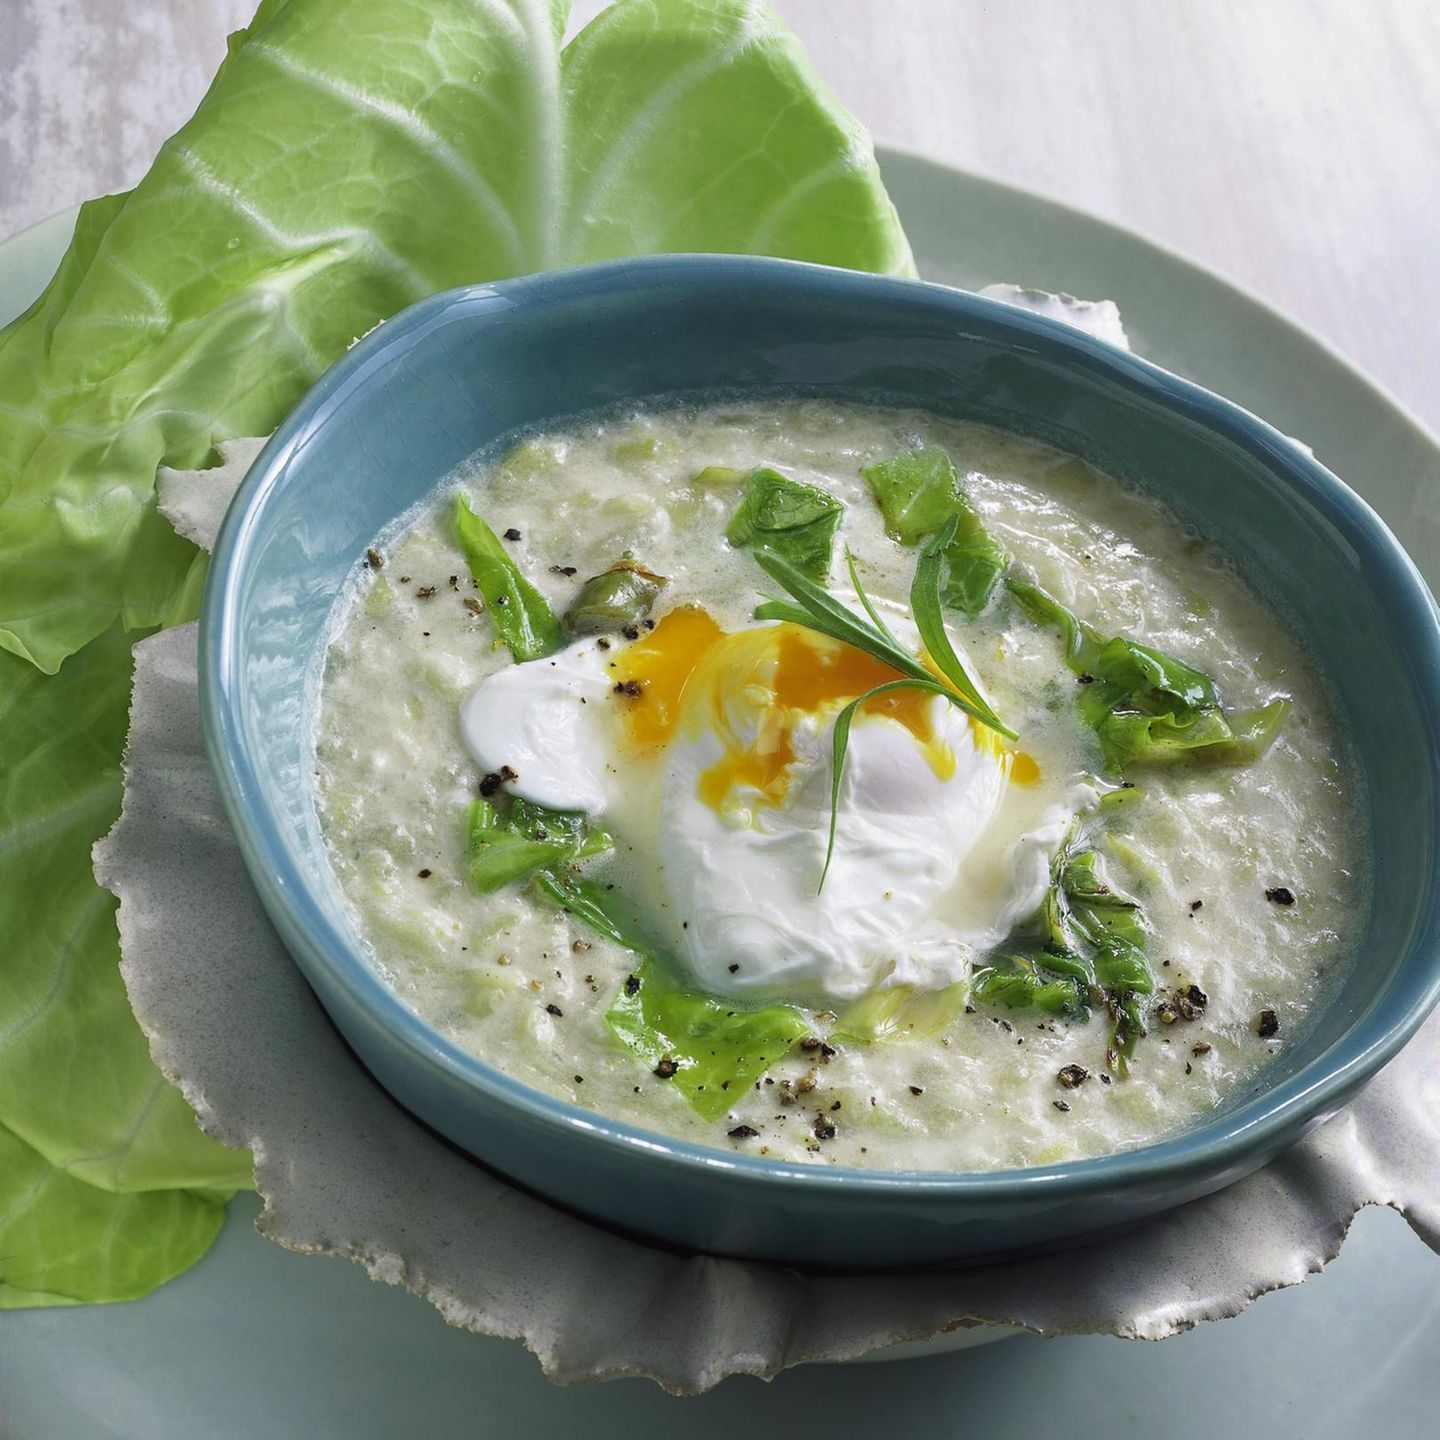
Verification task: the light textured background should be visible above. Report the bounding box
[1,0,1436,427]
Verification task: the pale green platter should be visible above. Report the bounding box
[2,152,1438,1438]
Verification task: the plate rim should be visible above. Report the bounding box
[878,145,1440,452]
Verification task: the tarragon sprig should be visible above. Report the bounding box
[819,675,959,889]
[751,516,1013,737]
[751,515,1016,890]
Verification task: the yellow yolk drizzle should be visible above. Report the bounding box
[609,606,724,750]
[612,607,1040,814]
[1009,751,1042,786]
[693,627,957,812]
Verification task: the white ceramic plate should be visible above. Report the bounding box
[3,153,1438,1438]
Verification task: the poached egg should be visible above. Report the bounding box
[459,605,1089,1003]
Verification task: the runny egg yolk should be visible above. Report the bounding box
[612,607,1038,815]
[609,606,724,751]
[1010,751,1042,786]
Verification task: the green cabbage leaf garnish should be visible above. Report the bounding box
[831,982,971,1044]
[467,796,613,894]
[864,447,1291,770]
[534,870,809,1121]
[725,466,846,581]
[861,447,1010,617]
[0,0,913,1305]
[455,497,564,661]
[973,799,1156,1073]
[1008,581,1292,771]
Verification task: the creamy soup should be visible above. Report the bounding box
[312,399,1365,1172]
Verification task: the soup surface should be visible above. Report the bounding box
[313,399,1365,1171]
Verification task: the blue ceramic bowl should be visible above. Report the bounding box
[201,255,1440,1268]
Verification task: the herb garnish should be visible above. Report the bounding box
[535,868,809,1120]
[750,518,1014,889]
[726,466,845,580]
[752,520,1013,737]
[454,497,562,662]
[973,808,1156,1073]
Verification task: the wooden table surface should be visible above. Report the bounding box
[2,0,1436,427]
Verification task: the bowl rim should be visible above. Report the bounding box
[201,252,1440,1201]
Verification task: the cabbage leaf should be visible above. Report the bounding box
[832,982,970,1044]
[725,466,846,581]
[865,447,1291,768]
[467,796,612,894]
[0,1123,231,1308]
[0,627,249,1307]
[0,0,912,676]
[535,869,808,1119]
[861,447,1010,617]
[1007,581,1292,771]
[455,496,564,661]
[0,0,913,1304]
[973,816,1156,1071]
[606,971,811,1122]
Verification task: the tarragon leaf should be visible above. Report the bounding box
[748,537,1016,889]
[910,516,1014,735]
[821,677,957,890]
[750,544,1013,737]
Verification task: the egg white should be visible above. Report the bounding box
[458,642,614,813]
